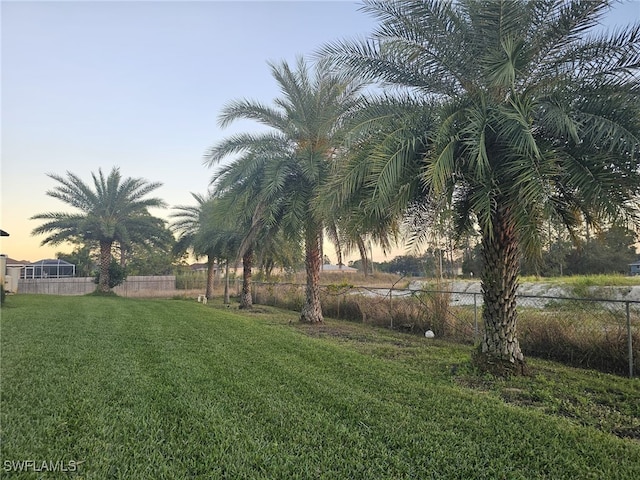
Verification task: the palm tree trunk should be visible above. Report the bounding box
[240,248,253,309]
[334,236,344,267]
[98,240,112,293]
[119,243,127,268]
[476,206,525,374]
[300,226,323,323]
[356,236,369,277]
[265,259,274,279]
[206,255,215,299]
[224,259,230,305]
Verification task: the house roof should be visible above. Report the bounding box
[6,258,31,265]
[28,259,75,267]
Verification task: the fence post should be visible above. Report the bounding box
[389,287,393,329]
[627,301,634,378]
[473,293,478,341]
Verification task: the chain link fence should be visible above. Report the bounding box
[252,282,639,378]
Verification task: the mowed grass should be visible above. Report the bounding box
[1,296,639,479]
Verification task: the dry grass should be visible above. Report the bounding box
[250,281,638,376]
[518,308,640,375]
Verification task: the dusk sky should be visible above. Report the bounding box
[2,0,639,263]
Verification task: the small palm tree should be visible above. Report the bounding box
[31,167,166,293]
[172,194,238,297]
[172,193,219,299]
[206,57,365,322]
[322,0,640,371]
[210,144,302,309]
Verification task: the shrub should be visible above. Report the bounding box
[415,290,453,337]
[94,260,127,289]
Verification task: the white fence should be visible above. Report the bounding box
[17,276,176,296]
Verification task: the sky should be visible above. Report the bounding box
[2,0,639,264]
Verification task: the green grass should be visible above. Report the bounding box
[519,273,640,288]
[1,295,639,479]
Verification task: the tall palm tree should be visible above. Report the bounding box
[206,57,365,322]
[31,167,166,293]
[322,0,640,371]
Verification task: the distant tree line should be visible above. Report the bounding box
[520,225,639,277]
[367,225,638,279]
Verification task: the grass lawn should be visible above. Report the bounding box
[1,295,639,479]
[518,273,640,288]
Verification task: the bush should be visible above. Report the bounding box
[415,290,453,336]
[94,260,127,289]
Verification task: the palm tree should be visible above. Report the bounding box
[31,167,166,293]
[118,213,174,269]
[322,0,640,372]
[172,192,248,303]
[206,57,365,322]
[210,145,304,309]
[255,229,304,279]
[209,154,262,309]
[172,193,220,299]
[210,188,256,309]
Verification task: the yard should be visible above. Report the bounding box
[1,295,639,478]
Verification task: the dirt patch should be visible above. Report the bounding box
[294,324,373,344]
[612,425,640,441]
